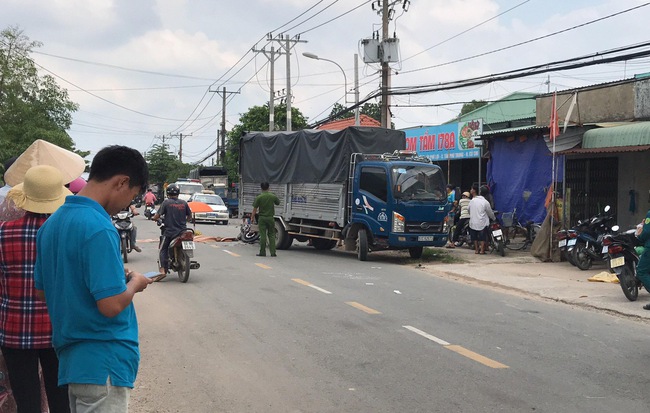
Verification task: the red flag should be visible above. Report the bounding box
[549,91,559,141]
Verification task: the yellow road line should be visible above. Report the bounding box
[403,325,508,369]
[222,249,240,257]
[445,345,509,369]
[346,301,381,314]
[256,263,272,269]
[291,278,332,294]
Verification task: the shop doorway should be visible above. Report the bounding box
[565,157,618,224]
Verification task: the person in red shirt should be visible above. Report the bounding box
[0,165,72,413]
[143,188,157,206]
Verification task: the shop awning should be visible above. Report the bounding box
[582,122,650,149]
[559,144,650,155]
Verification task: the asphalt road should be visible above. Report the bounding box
[123,214,650,412]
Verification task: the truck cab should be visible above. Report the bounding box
[346,152,449,259]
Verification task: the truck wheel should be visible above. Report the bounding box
[312,238,337,250]
[357,229,369,261]
[275,220,292,250]
[408,246,423,259]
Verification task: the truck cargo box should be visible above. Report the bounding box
[240,127,406,184]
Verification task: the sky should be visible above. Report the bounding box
[2,0,650,165]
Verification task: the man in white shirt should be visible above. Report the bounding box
[468,186,495,254]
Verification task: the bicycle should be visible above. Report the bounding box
[502,208,541,251]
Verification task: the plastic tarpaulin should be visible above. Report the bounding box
[487,135,564,225]
[240,127,406,184]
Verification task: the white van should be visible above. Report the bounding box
[173,180,204,201]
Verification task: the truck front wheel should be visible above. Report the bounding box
[275,220,292,250]
[409,246,423,259]
[357,229,369,261]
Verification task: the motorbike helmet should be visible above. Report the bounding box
[166,184,180,197]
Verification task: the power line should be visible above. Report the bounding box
[403,0,533,62]
[400,1,650,75]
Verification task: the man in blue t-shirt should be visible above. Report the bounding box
[35,146,153,411]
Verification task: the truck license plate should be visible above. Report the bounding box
[418,236,434,241]
[610,256,625,268]
[182,241,195,250]
[558,239,567,248]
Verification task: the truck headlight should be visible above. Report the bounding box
[392,212,405,233]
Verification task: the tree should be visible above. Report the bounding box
[459,100,488,117]
[0,26,82,164]
[329,102,382,123]
[224,103,308,183]
[145,144,192,185]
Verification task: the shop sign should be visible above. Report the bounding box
[404,119,483,161]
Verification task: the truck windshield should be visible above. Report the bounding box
[391,165,445,201]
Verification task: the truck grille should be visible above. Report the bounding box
[405,221,443,233]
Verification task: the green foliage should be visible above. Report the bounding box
[224,103,308,183]
[0,26,81,164]
[459,100,488,117]
[145,144,192,185]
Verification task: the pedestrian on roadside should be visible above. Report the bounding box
[447,191,471,248]
[34,145,153,412]
[468,185,495,254]
[635,210,650,310]
[0,165,72,413]
[251,182,280,257]
[0,156,25,222]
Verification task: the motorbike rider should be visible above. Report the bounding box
[152,184,192,281]
[116,200,141,252]
[143,188,157,206]
[636,210,650,310]
[447,191,471,248]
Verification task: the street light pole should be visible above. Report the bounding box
[302,51,350,109]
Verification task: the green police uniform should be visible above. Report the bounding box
[253,191,280,256]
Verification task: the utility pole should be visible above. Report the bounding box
[252,43,284,131]
[269,34,306,131]
[354,53,360,126]
[209,87,240,165]
[170,133,192,163]
[380,0,390,128]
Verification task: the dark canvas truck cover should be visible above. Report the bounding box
[240,127,406,184]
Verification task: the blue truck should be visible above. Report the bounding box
[239,127,450,260]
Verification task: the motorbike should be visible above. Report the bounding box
[156,221,200,283]
[571,205,616,270]
[558,229,579,266]
[112,211,134,263]
[603,225,643,301]
[451,220,471,248]
[238,215,260,244]
[144,204,157,220]
[489,213,506,257]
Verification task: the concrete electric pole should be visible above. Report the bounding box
[269,34,306,131]
[381,0,390,128]
[209,87,240,165]
[252,43,284,131]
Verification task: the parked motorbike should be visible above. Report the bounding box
[238,215,260,244]
[489,213,506,257]
[144,204,157,220]
[571,205,616,270]
[558,229,579,266]
[156,221,200,283]
[451,220,471,247]
[603,225,643,301]
[112,211,134,263]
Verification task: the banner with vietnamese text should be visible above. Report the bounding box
[404,119,483,161]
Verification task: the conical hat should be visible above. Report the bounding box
[4,140,85,186]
